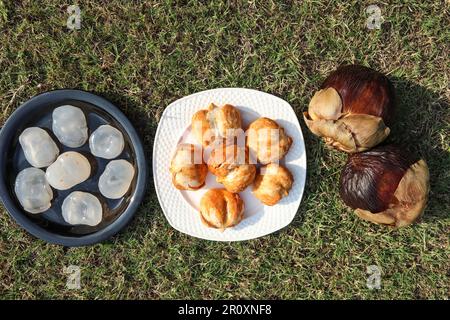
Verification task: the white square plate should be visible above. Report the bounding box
[153,88,307,241]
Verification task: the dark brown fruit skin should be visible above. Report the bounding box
[322,64,396,126]
[340,145,418,213]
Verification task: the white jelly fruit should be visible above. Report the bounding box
[89,125,124,159]
[45,151,91,190]
[98,159,135,199]
[19,127,59,168]
[14,167,53,213]
[52,105,88,148]
[62,191,102,226]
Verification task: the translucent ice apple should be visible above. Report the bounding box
[62,191,102,226]
[98,159,135,199]
[14,167,53,213]
[19,127,59,168]
[89,125,124,159]
[45,151,91,190]
[52,105,88,148]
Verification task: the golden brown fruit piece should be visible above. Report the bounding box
[340,145,430,228]
[246,117,293,164]
[253,163,294,206]
[200,189,244,230]
[170,143,208,190]
[207,140,256,193]
[303,64,395,153]
[191,103,242,147]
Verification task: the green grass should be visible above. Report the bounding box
[0,0,449,299]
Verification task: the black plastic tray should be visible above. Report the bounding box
[0,90,147,246]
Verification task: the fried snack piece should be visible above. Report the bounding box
[192,103,242,147]
[170,143,207,190]
[246,117,292,164]
[253,163,294,206]
[207,140,256,193]
[200,189,244,230]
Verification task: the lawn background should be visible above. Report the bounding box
[0,0,448,299]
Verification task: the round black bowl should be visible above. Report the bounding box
[0,90,147,246]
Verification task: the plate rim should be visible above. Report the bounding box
[0,89,148,247]
[153,87,307,241]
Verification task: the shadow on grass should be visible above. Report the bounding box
[388,78,449,223]
[287,76,449,229]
